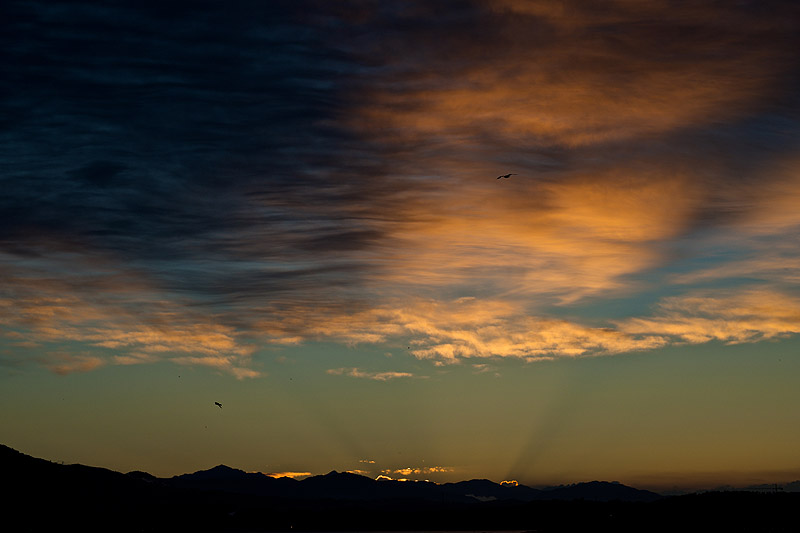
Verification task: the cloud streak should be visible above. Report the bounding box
[327,367,415,381]
[0,254,259,377]
[342,0,797,147]
[266,297,661,363]
[621,289,800,345]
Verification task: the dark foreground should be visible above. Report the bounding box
[3,445,796,532]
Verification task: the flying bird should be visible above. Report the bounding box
[497,173,517,179]
[214,402,222,409]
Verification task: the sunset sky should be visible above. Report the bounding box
[2,0,800,491]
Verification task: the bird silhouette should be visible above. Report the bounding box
[497,173,517,179]
[214,401,222,409]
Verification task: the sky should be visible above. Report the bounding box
[2,0,800,492]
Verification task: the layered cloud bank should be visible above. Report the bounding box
[3,0,800,376]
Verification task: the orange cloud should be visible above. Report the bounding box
[262,283,800,365]
[620,289,800,345]
[381,466,454,477]
[326,367,415,381]
[349,1,793,148]
[660,158,800,290]
[0,262,259,378]
[43,352,105,375]
[317,162,707,310]
[269,298,666,364]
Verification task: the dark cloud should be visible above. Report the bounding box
[1,0,417,307]
[68,161,127,188]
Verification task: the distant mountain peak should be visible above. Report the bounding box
[309,469,370,481]
[171,463,258,482]
[206,464,243,474]
[126,470,158,482]
[543,480,662,502]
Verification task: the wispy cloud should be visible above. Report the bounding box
[620,289,800,345]
[326,367,415,381]
[343,0,796,147]
[0,258,259,377]
[271,298,666,363]
[42,352,105,376]
[381,466,454,477]
[267,286,800,364]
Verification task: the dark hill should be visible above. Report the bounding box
[542,480,662,502]
[165,465,655,504]
[169,463,297,496]
[444,478,544,501]
[300,470,397,500]
[126,469,159,482]
[3,444,799,532]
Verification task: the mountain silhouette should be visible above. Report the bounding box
[170,463,298,496]
[166,464,661,503]
[542,480,661,502]
[3,443,799,532]
[447,478,543,501]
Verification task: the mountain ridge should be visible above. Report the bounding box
[4,444,799,532]
[166,461,661,502]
